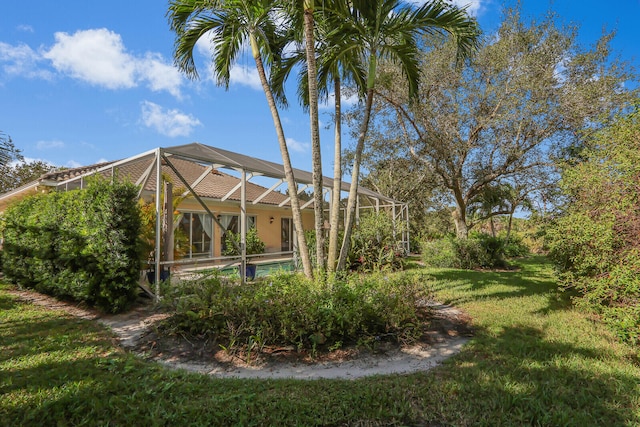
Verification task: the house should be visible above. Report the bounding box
[0,143,409,279]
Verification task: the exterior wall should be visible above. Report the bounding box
[176,198,314,258]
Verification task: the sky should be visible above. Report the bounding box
[1,0,639,177]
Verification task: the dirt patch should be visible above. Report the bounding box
[6,287,473,380]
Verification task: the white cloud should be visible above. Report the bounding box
[138,52,184,98]
[0,42,53,79]
[229,64,262,90]
[36,140,65,150]
[44,28,137,89]
[140,101,201,137]
[17,25,34,33]
[286,137,310,153]
[42,28,183,97]
[195,37,212,59]
[449,0,483,16]
[409,0,485,17]
[66,160,82,168]
[553,56,569,85]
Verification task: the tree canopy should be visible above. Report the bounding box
[0,132,21,167]
[355,8,638,238]
[0,160,55,194]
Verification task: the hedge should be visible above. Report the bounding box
[1,179,142,313]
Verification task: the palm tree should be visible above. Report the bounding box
[467,184,511,237]
[271,1,367,273]
[296,0,325,272]
[334,0,479,270]
[167,0,314,278]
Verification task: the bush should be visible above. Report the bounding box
[160,270,431,354]
[421,234,508,269]
[1,179,142,313]
[301,213,405,272]
[420,237,459,268]
[546,109,640,345]
[222,227,265,256]
[453,236,494,269]
[348,213,405,272]
[502,235,530,257]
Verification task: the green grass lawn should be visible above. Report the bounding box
[1,256,639,426]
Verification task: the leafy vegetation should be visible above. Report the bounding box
[137,183,191,264]
[547,108,640,345]
[355,6,637,239]
[2,257,639,426]
[221,227,265,257]
[1,179,142,313]
[421,233,524,270]
[0,160,56,194]
[0,131,20,167]
[158,269,428,354]
[348,212,405,272]
[303,212,405,272]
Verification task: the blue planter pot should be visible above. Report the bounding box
[146,269,170,284]
[239,264,257,280]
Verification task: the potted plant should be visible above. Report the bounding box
[222,227,265,280]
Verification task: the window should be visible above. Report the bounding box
[177,212,213,258]
[219,214,256,253]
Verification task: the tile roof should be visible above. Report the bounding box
[41,161,118,182]
[41,155,289,206]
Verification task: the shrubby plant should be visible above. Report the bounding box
[159,269,431,355]
[420,237,459,268]
[1,179,142,312]
[547,109,640,345]
[348,212,405,272]
[421,233,515,269]
[502,234,530,258]
[303,212,405,272]
[222,227,265,256]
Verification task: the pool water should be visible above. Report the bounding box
[220,260,296,278]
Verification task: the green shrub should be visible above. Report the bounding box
[502,234,530,257]
[421,234,508,269]
[303,229,322,270]
[221,227,265,256]
[474,233,508,268]
[1,179,142,313]
[348,213,405,272]
[453,237,491,269]
[420,237,459,268]
[546,109,640,345]
[160,269,430,354]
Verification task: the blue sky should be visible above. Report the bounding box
[1,0,639,176]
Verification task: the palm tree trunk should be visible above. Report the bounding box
[505,208,515,243]
[327,76,342,273]
[303,0,325,272]
[250,34,313,278]
[337,87,374,271]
